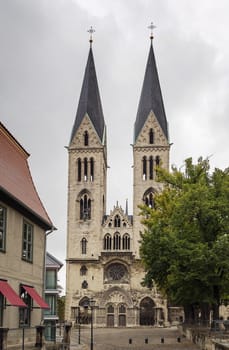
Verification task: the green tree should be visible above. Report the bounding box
[140,157,229,323]
[57,295,65,322]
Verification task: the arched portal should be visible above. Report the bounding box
[79,297,91,324]
[140,297,155,325]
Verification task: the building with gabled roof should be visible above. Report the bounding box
[0,122,55,344]
[65,31,176,327]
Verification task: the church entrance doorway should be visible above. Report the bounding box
[140,297,155,325]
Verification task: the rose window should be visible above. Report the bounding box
[106,263,128,282]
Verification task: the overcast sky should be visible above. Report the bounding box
[1,0,229,291]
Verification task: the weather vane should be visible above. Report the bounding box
[148,22,156,41]
[87,26,95,47]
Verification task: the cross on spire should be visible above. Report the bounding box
[148,22,156,41]
[87,26,95,47]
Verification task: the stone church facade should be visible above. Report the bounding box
[65,34,178,327]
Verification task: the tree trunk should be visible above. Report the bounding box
[212,285,220,320]
[200,302,211,325]
[184,304,195,324]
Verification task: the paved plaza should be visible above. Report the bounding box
[70,326,200,350]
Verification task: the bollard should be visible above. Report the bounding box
[35,325,45,347]
[161,337,164,343]
[0,328,9,350]
[129,338,132,344]
[63,322,72,348]
[145,337,148,344]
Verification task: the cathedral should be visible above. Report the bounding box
[65,30,176,327]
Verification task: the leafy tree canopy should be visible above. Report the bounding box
[140,157,229,321]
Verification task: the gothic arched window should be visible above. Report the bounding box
[119,304,126,313]
[143,156,147,180]
[104,234,112,250]
[82,280,88,289]
[122,234,130,250]
[114,215,121,227]
[77,158,82,182]
[84,131,89,146]
[80,265,87,276]
[81,238,87,254]
[90,158,94,181]
[113,232,121,250]
[84,158,88,181]
[107,304,114,313]
[149,128,154,144]
[143,189,154,208]
[80,194,91,220]
[149,156,154,180]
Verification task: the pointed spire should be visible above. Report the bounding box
[125,199,128,216]
[134,27,168,142]
[70,30,105,145]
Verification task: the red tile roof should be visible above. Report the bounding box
[0,122,53,229]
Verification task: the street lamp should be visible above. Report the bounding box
[89,298,96,350]
[76,307,81,344]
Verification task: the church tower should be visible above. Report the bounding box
[133,29,170,257]
[65,33,107,320]
[65,27,174,327]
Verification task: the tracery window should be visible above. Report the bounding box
[104,234,112,250]
[114,215,121,227]
[81,238,87,254]
[122,234,130,250]
[144,190,154,208]
[107,304,114,313]
[149,128,154,144]
[113,232,121,250]
[119,304,126,313]
[80,194,91,220]
[106,263,126,281]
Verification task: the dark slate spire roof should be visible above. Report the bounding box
[70,47,105,144]
[134,41,168,142]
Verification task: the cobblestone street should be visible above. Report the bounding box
[70,326,200,350]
